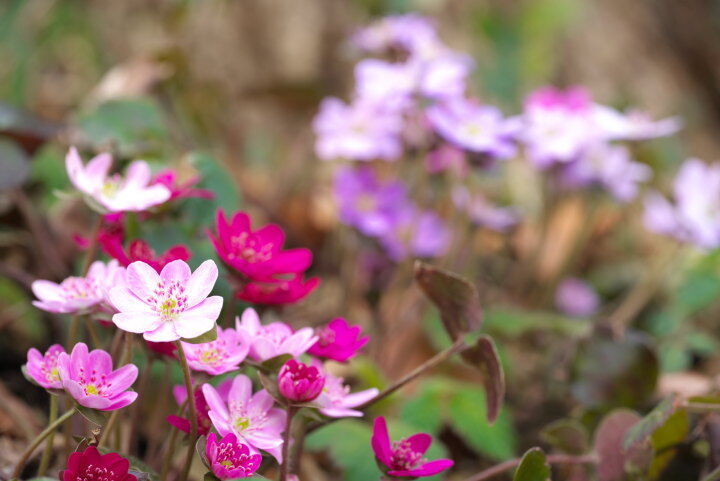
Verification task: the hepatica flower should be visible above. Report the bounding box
[32,260,125,314]
[379,206,450,261]
[555,277,599,317]
[181,326,250,375]
[168,380,232,436]
[60,446,136,481]
[308,318,369,362]
[315,371,378,418]
[202,374,286,462]
[101,236,191,273]
[236,308,317,362]
[235,274,320,306]
[371,417,453,478]
[57,343,138,411]
[278,359,325,403]
[109,259,223,342]
[25,344,66,389]
[210,210,313,282]
[204,432,262,479]
[65,147,171,212]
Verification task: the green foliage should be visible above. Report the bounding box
[513,447,550,481]
[184,151,242,231]
[400,378,517,461]
[540,419,589,455]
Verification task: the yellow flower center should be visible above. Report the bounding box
[85,384,99,396]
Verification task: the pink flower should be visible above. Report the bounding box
[181,326,250,375]
[65,147,171,212]
[371,417,453,478]
[152,169,214,201]
[278,360,325,403]
[315,371,378,418]
[308,318,369,362]
[234,274,320,306]
[57,343,138,411]
[235,308,317,362]
[32,260,126,314]
[168,380,233,436]
[25,344,66,389]
[101,236,191,273]
[204,432,262,479]
[209,210,313,282]
[109,259,223,342]
[202,374,287,463]
[555,277,600,317]
[60,446,136,481]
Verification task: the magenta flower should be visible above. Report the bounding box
[555,278,600,317]
[278,360,325,403]
[65,147,171,212]
[308,318,369,362]
[60,446,136,481]
[371,417,453,478]
[25,344,66,389]
[109,259,223,342]
[101,236,191,273]
[202,374,287,462]
[57,343,138,411]
[235,274,320,306]
[151,169,214,201]
[145,341,177,358]
[315,371,378,418]
[236,308,317,362]
[204,432,262,479]
[209,210,313,282]
[181,326,250,375]
[32,260,126,314]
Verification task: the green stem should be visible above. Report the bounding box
[174,341,197,481]
[98,410,120,447]
[279,406,298,481]
[12,408,75,479]
[36,395,58,476]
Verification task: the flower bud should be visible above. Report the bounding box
[278,359,325,403]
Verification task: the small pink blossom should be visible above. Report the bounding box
[235,274,320,306]
[555,278,599,317]
[315,371,378,418]
[372,417,453,478]
[109,259,223,342]
[278,360,325,403]
[25,344,66,389]
[65,147,171,212]
[308,318,369,362]
[152,169,214,201]
[204,432,262,479]
[32,260,125,314]
[57,343,138,411]
[181,326,250,376]
[235,308,317,362]
[202,374,287,463]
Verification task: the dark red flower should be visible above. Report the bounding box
[60,446,136,481]
[100,237,191,273]
[234,274,320,306]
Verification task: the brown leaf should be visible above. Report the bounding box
[594,409,652,481]
[461,334,505,423]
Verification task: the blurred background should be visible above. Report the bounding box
[2,0,720,480]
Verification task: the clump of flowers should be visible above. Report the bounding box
[109,259,223,342]
[25,344,66,390]
[235,308,317,362]
[60,446,136,481]
[371,416,454,478]
[278,359,325,403]
[308,318,369,362]
[204,432,262,479]
[57,343,138,411]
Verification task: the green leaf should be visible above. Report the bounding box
[182,327,218,344]
[648,409,689,478]
[513,447,550,481]
[203,473,219,481]
[414,261,482,340]
[460,334,505,423]
[623,395,679,450]
[75,405,108,425]
[184,151,241,230]
[540,419,589,455]
[261,353,293,373]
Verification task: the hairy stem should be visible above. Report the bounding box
[36,394,58,476]
[175,341,198,481]
[280,406,298,481]
[12,408,75,479]
[461,453,597,481]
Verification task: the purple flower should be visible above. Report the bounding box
[57,343,138,411]
[371,416,454,478]
[425,144,468,176]
[109,259,223,342]
[278,359,325,403]
[379,206,451,261]
[235,308,317,361]
[204,432,262,479]
[351,14,440,56]
[594,106,682,141]
[308,318,369,362]
[202,374,286,463]
[25,344,66,389]
[426,98,517,159]
[313,98,404,162]
[315,371,378,418]
[181,326,250,376]
[555,278,599,317]
[644,158,720,248]
[334,166,407,237]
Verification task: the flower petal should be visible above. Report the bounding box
[125,261,161,301]
[185,260,218,306]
